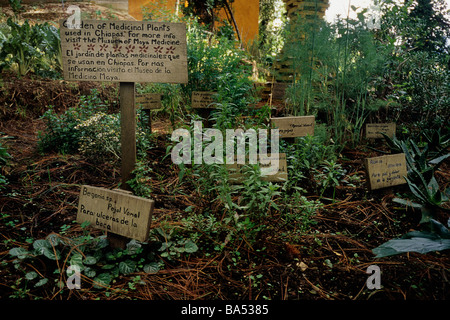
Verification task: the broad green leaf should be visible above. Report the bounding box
[94,236,108,249]
[93,273,112,289]
[34,278,49,287]
[373,234,450,258]
[392,197,422,209]
[101,264,115,270]
[428,219,450,239]
[9,247,30,259]
[25,271,38,280]
[126,240,142,255]
[84,267,96,278]
[174,246,185,253]
[33,239,51,253]
[429,153,450,165]
[184,240,199,253]
[143,262,160,274]
[83,256,97,265]
[42,247,61,260]
[405,176,427,202]
[119,260,136,275]
[46,234,60,246]
[159,241,172,251]
[70,253,84,268]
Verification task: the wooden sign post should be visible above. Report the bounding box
[120,82,136,190]
[364,153,407,190]
[60,19,188,246]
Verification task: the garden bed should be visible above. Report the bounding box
[0,1,449,301]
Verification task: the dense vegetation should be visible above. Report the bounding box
[0,0,448,300]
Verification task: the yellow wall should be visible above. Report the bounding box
[128,0,260,45]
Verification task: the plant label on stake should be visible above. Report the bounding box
[60,19,188,246]
[77,185,154,242]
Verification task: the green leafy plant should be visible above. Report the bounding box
[373,154,450,258]
[38,90,108,154]
[234,165,282,217]
[393,169,450,224]
[314,160,347,199]
[8,233,168,294]
[373,219,450,258]
[283,11,389,149]
[150,226,199,261]
[381,133,450,185]
[127,160,153,198]
[183,17,255,115]
[282,192,322,235]
[8,0,23,15]
[0,19,61,78]
[283,134,336,192]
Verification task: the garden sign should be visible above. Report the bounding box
[364,153,407,190]
[60,20,188,83]
[365,123,396,139]
[60,19,188,244]
[191,91,217,109]
[77,185,154,242]
[271,116,315,138]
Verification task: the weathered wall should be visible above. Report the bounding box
[128,0,260,45]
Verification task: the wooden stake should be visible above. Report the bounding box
[120,82,136,192]
[108,82,136,249]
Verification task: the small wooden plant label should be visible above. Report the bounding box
[192,91,217,109]
[364,153,407,190]
[77,185,154,242]
[136,93,162,110]
[365,123,396,139]
[271,116,315,138]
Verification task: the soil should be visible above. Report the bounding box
[0,2,449,301]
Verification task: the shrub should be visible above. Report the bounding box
[184,18,256,113]
[0,18,61,78]
[75,112,122,163]
[38,90,108,155]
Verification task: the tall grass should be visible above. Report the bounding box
[283,6,390,150]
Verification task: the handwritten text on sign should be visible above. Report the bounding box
[77,185,154,242]
[136,93,162,110]
[271,116,315,138]
[60,20,188,83]
[192,91,217,109]
[365,123,396,139]
[364,153,407,190]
